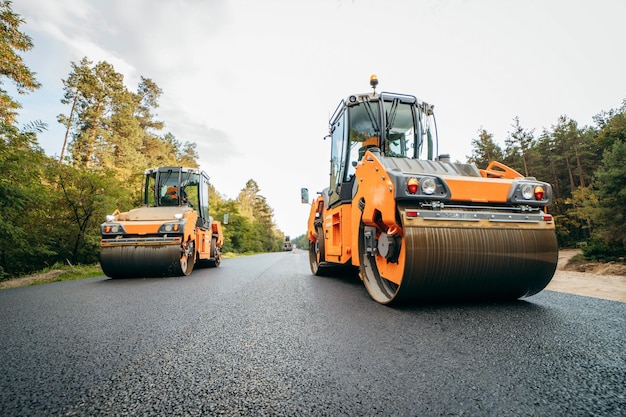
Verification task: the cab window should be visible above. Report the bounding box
[347,101,380,179]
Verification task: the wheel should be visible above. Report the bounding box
[358,222,402,305]
[180,240,195,276]
[204,236,221,268]
[309,225,326,276]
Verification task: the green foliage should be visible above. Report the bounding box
[58,57,197,177]
[234,179,283,253]
[47,164,125,265]
[0,122,55,278]
[467,128,504,168]
[593,99,626,149]
[293,234,310,250]
[582,239,623,263]
[588,139,626,256]
[0,0,41,124]
[503,116,534,176]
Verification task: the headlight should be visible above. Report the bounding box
[421,177,436,195]
[521,184,534,200]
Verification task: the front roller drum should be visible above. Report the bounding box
[360,225,558,304]
[100,242,195,278]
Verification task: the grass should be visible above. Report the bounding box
[0,263,104,290]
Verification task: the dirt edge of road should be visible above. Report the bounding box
[547,249,626,302]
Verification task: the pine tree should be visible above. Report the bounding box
[467,128,504,168]
[504,116,534,177]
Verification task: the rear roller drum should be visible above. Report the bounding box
[358,221,559,305]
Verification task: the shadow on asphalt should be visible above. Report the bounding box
[308,267,548,313]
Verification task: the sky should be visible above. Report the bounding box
[11,0,626,238]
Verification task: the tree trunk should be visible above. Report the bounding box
[574,144,586,188]
[564,153,576,192]
[59,90,78,166]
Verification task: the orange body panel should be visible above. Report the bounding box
[444,176,514,203]
[322,204,353,264]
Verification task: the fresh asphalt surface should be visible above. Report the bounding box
[1,251,624,416]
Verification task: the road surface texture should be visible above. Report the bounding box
[1,251,624,416]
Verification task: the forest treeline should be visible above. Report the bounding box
[1,2,625,279]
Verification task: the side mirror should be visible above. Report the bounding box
[300,188,309,204]
[223,213,229,225]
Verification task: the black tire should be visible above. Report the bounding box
[204,236,221,268]
[180,240,195,276]
[309,224,328,276]
[358,222,401,305]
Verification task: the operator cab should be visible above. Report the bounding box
[326,75,438,208]
[143,166,211,226]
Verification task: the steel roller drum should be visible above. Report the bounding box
[395,226,559,302]
[100,245,185,278]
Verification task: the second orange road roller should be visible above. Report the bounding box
[302,75,558,305]
[100,166,224,278]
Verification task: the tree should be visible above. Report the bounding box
[585,139,626,259]
[47,165,124,265]
[293,233,309,250]
[504,116,534,177]
[0,2,52,278]
[0,0,41,124]
[103,88,144,180]
[467,128,504,168]
[0,123,54,278]
[593,99,626,150]
[57,58,92,165]
[135,76,163,133]
[237,180,281,252]
[60,58,126,169]
[59,58,199,181]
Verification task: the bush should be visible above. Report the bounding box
[582,239,624,262]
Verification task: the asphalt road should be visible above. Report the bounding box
[0,250,624,416]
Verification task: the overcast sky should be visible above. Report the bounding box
[12,0,626,238]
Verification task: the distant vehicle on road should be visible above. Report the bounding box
[283,236,293,251]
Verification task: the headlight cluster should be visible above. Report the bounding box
[101,223,125,235]
[405,176,441,196]
[158,222,185,234]
[510,181,551,205]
